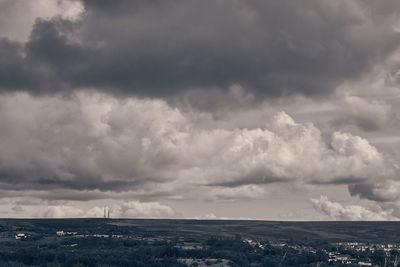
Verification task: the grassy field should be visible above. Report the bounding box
[0,219,398,266]
[1,218,399,243]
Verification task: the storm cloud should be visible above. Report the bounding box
[1,0,400,99]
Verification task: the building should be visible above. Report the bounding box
[15,233,26,240]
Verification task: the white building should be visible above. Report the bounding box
[15,233,26,240]
[358,262,372,266]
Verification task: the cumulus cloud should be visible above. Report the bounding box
[34,200,175,218]
[204,185,265,201]
[349,180,400,203]
[38,205,85,218]
[331,95,392,131]
[0,0,399,220]
[111,201,175,218]
[311,196,394,221]
[192,213,253,220]
[0,91,392,203]
[0,0,399,99]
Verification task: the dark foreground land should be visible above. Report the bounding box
[0,219,399,266]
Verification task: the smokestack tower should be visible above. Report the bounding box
[103,206,106,218]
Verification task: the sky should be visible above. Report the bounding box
[0,0,400,220]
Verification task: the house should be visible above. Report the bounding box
[57,231,77,236]
[358,261,372,266]
[56,231,65,236]
[15,233,26,240]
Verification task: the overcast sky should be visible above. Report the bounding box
[0,0,400,220]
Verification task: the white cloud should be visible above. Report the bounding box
[37,205,85,218]
[192,213,253,220]
[312,196,394,221]
[85,206,104,218]
[111,201,175,218]
[24,200,175,218]
[205,185,265,201]
[195,213,217,220]
[344,95,391,129]
[324,95,394,132]
[0,91,392,202]
[84,201,176,218]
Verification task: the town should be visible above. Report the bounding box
[8,227,400,266]
[1,219,400,266]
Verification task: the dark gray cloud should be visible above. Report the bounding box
[208,176,287,188]
[0,0,399,98]
[0,39,36,89]
[310,176,366,185]
[0,171,155,192]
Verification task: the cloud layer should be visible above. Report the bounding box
[0,0,399,219]
[0,92,391,204]
[1,0,400,99]
[36,200,175,218]
[312,196,393,221]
